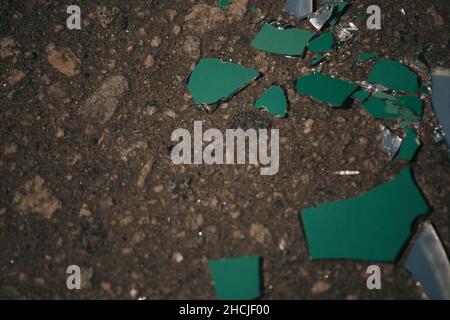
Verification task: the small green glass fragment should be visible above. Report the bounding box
[397,128,420,160]
[251,24,315,56]
[308,32,334,52]
[296,73,357,106]
[357,52,380,62]
[352,90,370,102]
[309,54,325,66]
[218,0,231,8]
[373,91,396,101]
[370,92,423,119]
[421,84,429,95]
[255,85,287,118]
[300,166,429,261]
[362,97,400,119]
[368,58,419,93]
[354,14,365,21]
[399,120,410,127]
[250,6,257,13]
[396,95,423,118]
[328,2,351,26]
[421,44,432,54]
[187,58,260,105]
[384,101,419,122]
[208,256,261,300]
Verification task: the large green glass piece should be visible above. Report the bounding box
[300,166,429,261]
[368,58,419,93]
[296,73,357,106]
[251,24,315,56]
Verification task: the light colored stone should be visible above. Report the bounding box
[311,280,331,294]
[249,223,271,244]
[14,176,61,219]
[81,75,128,124]
[3,143,18,156]
[7,69,25,85]
[304,119,314,134]
[144,54,154,69]
[151,36,162,47]
[137,159,154,189]
[183,35,201,59]
[172,252,184,263]
[46,43,79,77]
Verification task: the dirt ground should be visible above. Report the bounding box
[0,0,449,299]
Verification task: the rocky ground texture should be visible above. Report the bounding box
[0,0,449,299]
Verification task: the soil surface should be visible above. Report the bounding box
[0,0,449,299]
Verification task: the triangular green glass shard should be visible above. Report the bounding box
[397,127,420,160]
[352,89,370,102]
[308,32,334,52]
[396,95,423,118]
[255,85,287,118]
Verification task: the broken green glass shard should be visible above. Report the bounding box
[308,32,334,52]
[396,95,423,118]
[373,91,397,101]
[405,221,450,300]
[362,97,400,119]
[328,2,351,26]
[357,52,380,62]
[362,96,420,122]
[309,54,325,66]
[372,92,423,118]
[255,85,287,118]
[187,58,260,105]
[251,24,315,56]
[218,0,231,8]
[397,127,420,160]
[296,73,357,106]
[352,89,370,102]
[368,58,419,93]
[384,100,419,123]
[300,166,429,261]
[208,256,261,300]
